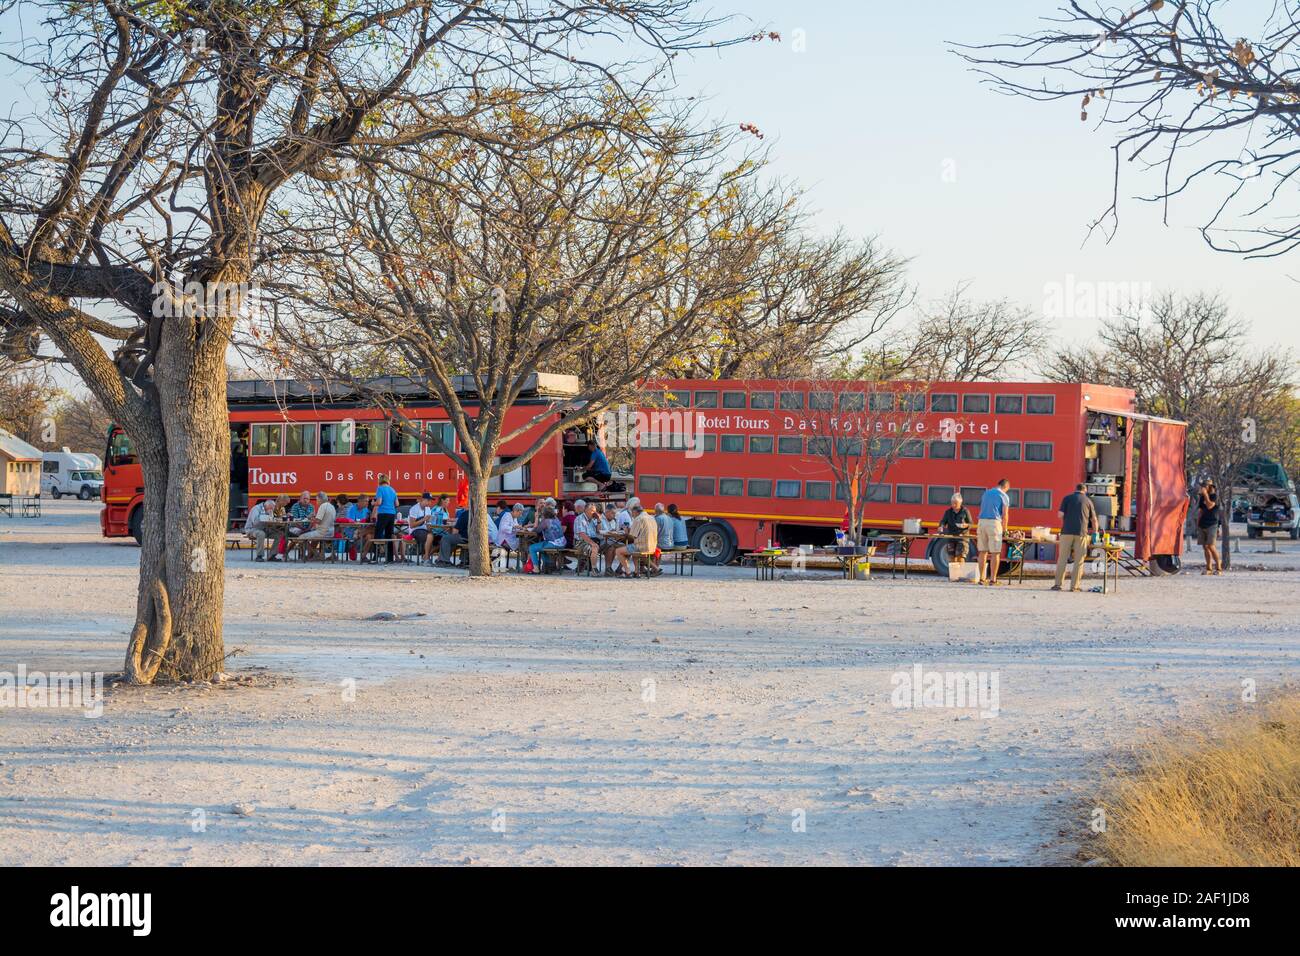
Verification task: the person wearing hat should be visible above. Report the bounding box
[408,491,436,564]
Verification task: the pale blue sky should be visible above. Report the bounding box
[676,0,1297,355]
[2,0,1294,367]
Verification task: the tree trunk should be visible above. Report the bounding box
[1220,507,1232,571]
[465,472,493,577]
[125,321,230,682]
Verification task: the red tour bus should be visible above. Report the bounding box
[101,374,596,543]
[632,379,1189,572]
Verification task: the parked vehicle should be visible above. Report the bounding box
[1245,491,1300,539]
[635,379,1189,575]
[41,449,103,500]
[102,375,587,544]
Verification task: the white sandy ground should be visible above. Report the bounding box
[0,501,1297,866]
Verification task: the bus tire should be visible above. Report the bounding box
[691,521,735,565]
[928,538,972,577]
[1151,554,1180,575]
[128,506,143,547]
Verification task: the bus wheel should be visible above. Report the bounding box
[690,522,735,565]
[128,507,143,547]
[1151,554,1181,575]
[928,538,971,577]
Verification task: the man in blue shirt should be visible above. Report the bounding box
[976,479,1011,586]
[579,439,612,489]
[372,474,399,562]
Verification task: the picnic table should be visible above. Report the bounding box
[741,549,781,581]
[1091,541,1125,594]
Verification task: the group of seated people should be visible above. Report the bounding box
[242,479,690,576]
[527,495,690,577]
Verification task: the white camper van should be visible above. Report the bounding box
[41,448,104,500]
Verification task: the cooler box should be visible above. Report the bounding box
[948,560,979,583]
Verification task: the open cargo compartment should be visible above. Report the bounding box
[1086,407,1188,571]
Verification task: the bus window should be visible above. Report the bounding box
[1026,394,1056,415]
[250,423,282,456]
[285,423,317,455]
[749,391,775,410]
[353,423,385,455]
[930,393,957,413]
[693,391,719,409]
[722,391,746,409]
[426,422,454,454]
[995,395,1024,414]
[962,394,991,414]
[319,423,350,455]
[389,424,421,454]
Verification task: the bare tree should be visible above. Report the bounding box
[258,109,768,575]
[1043,291,1295,567]
[671,186,911,379]
[863,284,1048,381]
[801,381,931,547]
[0,364,61,444]
[0,0,746,681]
[958,1,1300,256]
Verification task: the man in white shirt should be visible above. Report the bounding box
[599,502,623,575]
[299,491,337,542]
[408,491,435,564]
[573,501,602,572]
[616,496,638,532]
[244,498,275,561]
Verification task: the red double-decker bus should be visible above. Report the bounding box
[101,374,597,543]
[632,379,1189,572]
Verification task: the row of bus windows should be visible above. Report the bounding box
[247,422,455,457]
[647,433,1054,462]
[636,474,1055,509]
[660,390,1056,416]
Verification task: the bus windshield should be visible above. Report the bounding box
[108,429,136,466]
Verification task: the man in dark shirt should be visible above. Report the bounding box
[579,440,612,488]
[437,505,471,566]
[938,493,973,564]
[1196,480,1223,575]
[1052,482,1099,592]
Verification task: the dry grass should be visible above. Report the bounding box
[1093,696,1300,866]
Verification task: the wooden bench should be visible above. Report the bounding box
[20,496,40,518]
[365,538,410,563]
[662,547,698,576]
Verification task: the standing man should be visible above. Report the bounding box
[977,478,1011,586]
[1197,480,1223,575]
[372,474,398,563]
[938,493,973,565]
[1051,482,1100,592]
